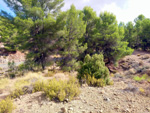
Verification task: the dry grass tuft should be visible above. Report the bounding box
[0,78,10,90]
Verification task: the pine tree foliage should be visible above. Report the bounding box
[0,2,136,71]
[124,22,135,47]
[84,11,133,64]
[124,14,150,50]
[80,6,98,59]
[3,0,64,17]
[140,18,150,50]
[1,0,64,69]
[0,16,18,51]
[58,5,87,71]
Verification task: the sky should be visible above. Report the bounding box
[0,0,15,16]
[0,0,150,23]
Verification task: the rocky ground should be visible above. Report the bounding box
[0,51,25,69]
[118,52,150,76]
[1,50,150,113]
[107,50,150,77]
[12,77,150,113]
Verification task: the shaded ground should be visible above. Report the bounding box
[132,50,150,55]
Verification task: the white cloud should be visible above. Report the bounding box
[1,0,147,24]
[83,0,90,2]
[101,0,150,23]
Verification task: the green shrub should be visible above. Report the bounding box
[17,64,26,71]
[8,61,15,70]
[106,78,114,85]
[43,77,80,102]
[133,74,148,82]
[7,61,18,78]
[133,76,143,81]
[77,54,110,87]
[0,98,15,113]
[7,62,28,78]
[8,72,16,78]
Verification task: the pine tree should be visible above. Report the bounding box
[80,6,98,59]
[124,21,135,47]
[0,16,18,51]
[140,18,150,50]
[134,15,146,50]
[93,11,133,64]
[2,0,64,70]
[59,5,87,71]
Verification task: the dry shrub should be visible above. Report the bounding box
[13,72,45,89]
[44,71,55,77]
[0,98,15,113]
[83,74,113,87]
[10,88,24,98]
[0,78,10,90]
[33,80,46,92]
[10,72,45,98]
[43,77,80,102]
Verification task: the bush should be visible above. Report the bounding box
[0,98,15,113]
[13,72,44,89]
[17,64,26,71]
[133,74,148,81]
[7,61,19,78]
[33,80,45,92]
[7,62,29,78]
[43,77,80,102]
[86,74,106,87]
[9,74,80,102]
[82,74,113,87]
[11,88,24,98]
[77,54,110,87]
[10,72,45,98]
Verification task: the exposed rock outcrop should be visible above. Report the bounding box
[117,51,150,77]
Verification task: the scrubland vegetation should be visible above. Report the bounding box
[0,0,150,112]
[0,78,10,90]
[77,54,112,87]
[0,98,15,113]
